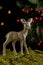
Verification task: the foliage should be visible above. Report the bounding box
[41,13,43,16]
[28,0,39,4]
[0,48,43,65]
[16,0,43,11]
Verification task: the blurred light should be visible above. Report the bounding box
[0,5,2,10]
[1,22,4,26]
[8,10,11,14]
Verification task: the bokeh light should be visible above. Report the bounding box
[8,10,11,14]
[0,22,4,26]
[0,5,2,10]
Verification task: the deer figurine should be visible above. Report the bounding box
[3,18,33,56]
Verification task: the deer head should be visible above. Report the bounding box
[20,18,33,30]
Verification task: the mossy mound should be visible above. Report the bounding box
[0,47,43,65]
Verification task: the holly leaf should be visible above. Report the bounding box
[24,5,30,11]
[16,1,22,7]
[36,2,43,11]
[41,13,43,16]
[28,0,39,4]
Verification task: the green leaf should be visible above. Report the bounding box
[16,1,22,7]
[24,5,30,9]
[28,0,39,4]
[36,3,43,11]
[41,13,43,16]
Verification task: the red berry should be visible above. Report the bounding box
[42,38,43,41]
[40,40,42,43]
[41,10,43,13]
[39,17,42,21]
[38,10,41,14]
[26,10,29,14]
[30,8,33,11]
[35,17,38,20]
[16,19,20,22]
[38,43,41,46]
[40,30,43,33]
[22,8,24,12]
[32,19,34,23]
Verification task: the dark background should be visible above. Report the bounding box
[0,0,43,53]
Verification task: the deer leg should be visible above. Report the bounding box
[3,38,10,56]
[20,40,24,55]
[24,39,29,54]
[12,41,17,55]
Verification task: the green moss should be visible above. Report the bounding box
[0,48,43,65]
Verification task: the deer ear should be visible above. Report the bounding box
[28,18,33,24]
[20,19,26,23]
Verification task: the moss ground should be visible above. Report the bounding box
[0,47,43,65]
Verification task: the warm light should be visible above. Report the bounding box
[0,6,2,10]
[8,10,11,14]
[1,22,4,26]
